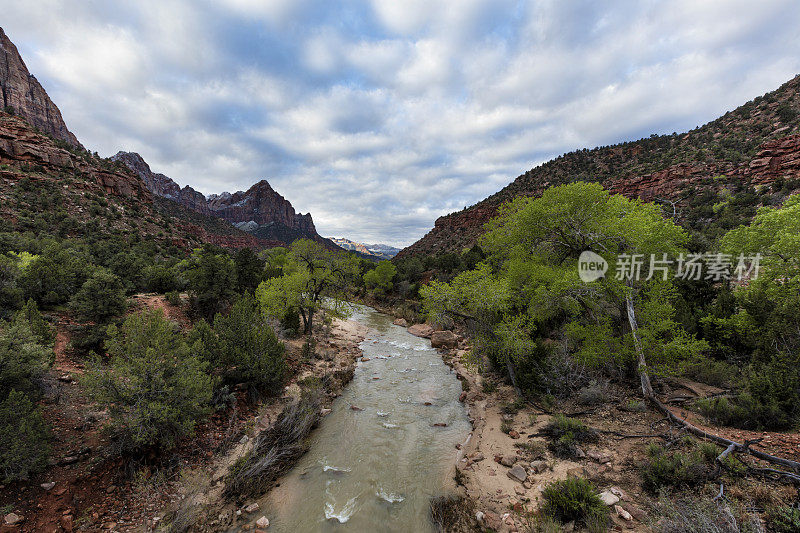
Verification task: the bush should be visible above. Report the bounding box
[541,477,608,527]
[83,310,213,454]
[542,415,599,458]
[166,290,182,306]
[69,269,127,324]
[14,299,53,345]
[639,442,715,493]
[652,494,760,533]
[0,389,50,482]
[767,506,800,533]
[0,318,53,398]
[280,307,301,337]
[195,295,286,397]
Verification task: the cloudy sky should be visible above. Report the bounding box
[3,1,800,246]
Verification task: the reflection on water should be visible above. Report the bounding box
[258,304,470,532]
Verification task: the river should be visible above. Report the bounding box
[252,303,471,532]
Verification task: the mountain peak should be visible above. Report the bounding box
[0,27,83,149]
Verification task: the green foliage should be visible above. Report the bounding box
[363,260,396,295]
[234,247,264,293]
[83,310,212,454]
[766,506,800,533]
[0,389,50,482]
[542,415,599,458]
[182,245,237,319]
[69,269,127,324]
[639,442,716,493]
[196,295,286,397]
[257,239,358,334]
[0,318,53,398]
[541,477,608,527]
[17,243,94,306]
[15,299,53,345]
[0,254,23,318]
[422,182,704,395]
[141,264,180,294]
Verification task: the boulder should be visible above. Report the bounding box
[507,464,527,483]
[255,516,270,528]
[4,513,22,525]
[614,505,632,521]
[500,455,515,467]
[430,330,459,348]
[393,318,408,327]
[244,503,260,513]
[598,490,620,506]
[40,481,56,491]
[407,324,434,338]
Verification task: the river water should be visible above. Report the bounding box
[256,304,471,532]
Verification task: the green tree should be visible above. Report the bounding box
[17,244,93,306]
[69,269,127,324]
[0,318,53,399]
[194,295,286,397]
[0,389,50,482]
[183,245,237,319]
[83,310,213,454]
[0,254,23,318]
[363,260,396,295]
[422,182,705,396]
[14,299,53,345]
[257,240,358,334]
[234,247,264,293]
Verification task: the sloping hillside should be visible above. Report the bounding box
[399,76,800,257]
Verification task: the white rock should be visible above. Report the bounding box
[599,490,620,506]
[244,503,259,513]
[4,513,22,525]
[256,515,270,528]
[475,511,485,524]
[615,505,633,521]
[40,481,56,491]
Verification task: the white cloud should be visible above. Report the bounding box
[1,0,800,246]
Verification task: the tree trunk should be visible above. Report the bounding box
[506,357,522,396]
[626,291,654,399]
[305,310,314,335]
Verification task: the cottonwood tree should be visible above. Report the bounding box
[422,182,705,395]
[257,240,358,334]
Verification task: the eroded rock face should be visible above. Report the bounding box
[113,152,318,236]
[0,27,82,149]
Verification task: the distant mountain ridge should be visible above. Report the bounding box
[330,237,400,259]
[398,75,800,257]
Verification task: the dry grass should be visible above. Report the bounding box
[429,495,475,532]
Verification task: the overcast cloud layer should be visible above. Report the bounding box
[3,1,800,246]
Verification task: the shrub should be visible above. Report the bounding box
[0,318,53,398]
[165,290,182,306]
[196,295,286,397]
[542,415,599,458]
[652,494,760,533]
[14,299,53,345]
[83,310,213,454]
[639,442,714,493]
[70,269,126,324]
[0,389,50,482]
[767,506,800,533]
[541,477,608,527]
[280,307,301,337]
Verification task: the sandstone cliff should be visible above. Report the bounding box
[0,27,82,149]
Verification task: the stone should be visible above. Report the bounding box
[4,513,22,525]
[475,511,485,524]
[60,514,74,532]
[255,516,270,528]
[500,455,515,467]
[320,408,332,416]
[430,330,459,349]
[599,490,620,506]
[574,446,586,458]
[393,318,408,327]
[530,460,548,474]
[407,324,434,338]
[566,467,587,478]
[349,405,363,411]
[508,430,520,439]
[514,486,526,496]
[61,455,79,465]
[244,503,259,513]
[614,505,632,521]
[622,503,646,521]
[507,464,527,483]
[483,511,502,530]
[40,481,56,491]
[106,485,117,494]
[470,452,485,462]
[459,391,467,402]
[587,450,612,464]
